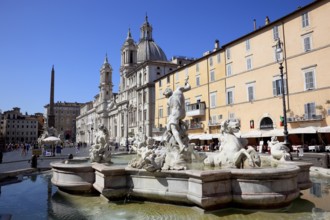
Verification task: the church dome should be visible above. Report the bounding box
[136,15,168,63]
[137,40,167,63]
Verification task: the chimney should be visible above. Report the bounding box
[265,16,270,25]
[214,39,220,50]
[253,19,257,31]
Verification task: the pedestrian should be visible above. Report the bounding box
[21,143,27,156]
[75,143,80,154]
[26,143,30,154]
[0,149,3,164]
[30,154,38,168]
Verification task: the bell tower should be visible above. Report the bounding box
[120,28,137,92]
[99,54,113,102]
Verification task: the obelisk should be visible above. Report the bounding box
[48,65,55,128]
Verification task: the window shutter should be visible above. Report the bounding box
[272,81,276,96]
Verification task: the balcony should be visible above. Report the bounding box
[287,114,324,123]
[186,102,206,117]
[188,122,203,130]
[208,121,221,127]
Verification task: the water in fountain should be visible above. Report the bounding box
[0,171,329,220]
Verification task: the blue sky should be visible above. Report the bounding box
[0,0,313,115]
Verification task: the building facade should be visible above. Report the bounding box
[155,0,330,145]
[0,107,39,144]
[44,102,83,141]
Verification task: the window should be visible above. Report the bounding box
[167,76,170,83]
[185,100,190,112]
[138,93,142,103]
[217,53,221,63]
[302,12,309,28]
[273,25,279,40]
[210,92,217,108]
[196,63,199,72]
[273,45,285,63]
[246,56,252,70]
[210,70,215,82]
[304,102,315,119]
[159,108,163,118]
[159,89,162,98]
[272,77,287,96]
[209,57,213,67]
[159,80,162,87]
[195,96,201,104]
[226,88,234,105]
[143,110,147,120]
[303,35,312,52]
[211,115,217,123]
[175,72,179,81]
[196,74,200,86]
[304,68,315,90]
[246,83,255,102]
[229,113,235,120]
[143,91,147,102]
[226,63,232,76]
[245,39,250,51]
[226,48,231,60]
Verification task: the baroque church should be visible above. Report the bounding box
[76,16,193,147]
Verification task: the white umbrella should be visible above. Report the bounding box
[263,129,285,137]
[289,126,318,134]
[199,134,213,140]
[241,130,263,138]
[42,136,61,143]
[318,126,330,133]
[188,134,202,140]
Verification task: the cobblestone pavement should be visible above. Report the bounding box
[0,146,91,174]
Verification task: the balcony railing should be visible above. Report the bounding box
[208,121,221,127]
[287,114,324,123]
[186,102,206,117]
[188,122,203,130]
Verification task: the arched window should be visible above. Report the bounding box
[260,117,274,130]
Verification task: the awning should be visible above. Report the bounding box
[262,129,285,137]
[199,134,213,140]
[289,126,318,134]
[152,136,164,141]
[318,126,330,133]
[241,130,263,138]
[212,134,222,139]
[188,134,203,140]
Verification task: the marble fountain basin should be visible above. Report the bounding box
[51,159,312,210]
[51,157,95,193]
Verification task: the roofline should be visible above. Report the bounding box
[155,0,325,83]
[222,0,325,48]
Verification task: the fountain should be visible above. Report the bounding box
[50,77,312,210]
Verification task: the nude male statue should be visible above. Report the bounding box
[163,76,191,152]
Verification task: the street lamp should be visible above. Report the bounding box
[88,130,91,145]
[126,103,129,152]
[91,125,94,145]
[275,38,289,145]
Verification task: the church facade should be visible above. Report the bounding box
[76,16,192,147]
